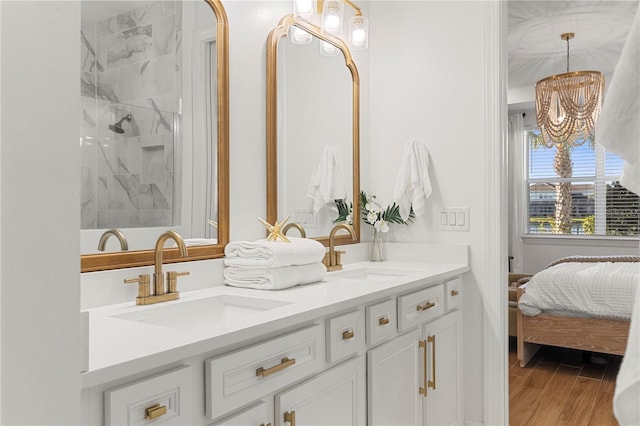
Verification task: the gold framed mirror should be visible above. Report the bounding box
[266,14,360,246]
[80,0,229,272]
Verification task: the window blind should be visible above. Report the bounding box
[525,130,639,236]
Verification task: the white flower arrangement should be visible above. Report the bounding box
[335,191,414,232]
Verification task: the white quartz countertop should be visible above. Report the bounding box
[82,260,468,388]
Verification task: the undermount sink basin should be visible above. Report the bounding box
[327,266,419,282]
[112,295,292,330]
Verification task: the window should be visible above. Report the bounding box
[526,129,639,236]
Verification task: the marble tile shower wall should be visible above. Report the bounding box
[80,1,182,230]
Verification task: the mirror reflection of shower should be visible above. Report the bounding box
[108,113,132,134]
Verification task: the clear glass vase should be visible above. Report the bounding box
[369,230,385,262]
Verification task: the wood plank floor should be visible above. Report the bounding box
[509,338,622,426]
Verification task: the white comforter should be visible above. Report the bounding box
[518,261,640,320]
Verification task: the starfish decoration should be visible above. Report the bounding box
[258,215,291,242]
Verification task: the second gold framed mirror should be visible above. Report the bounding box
[266,14,360,246]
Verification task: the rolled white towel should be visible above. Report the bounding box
[224,263,327,290]
[224,237,326,268]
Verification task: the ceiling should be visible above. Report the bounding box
[508,0,639,92]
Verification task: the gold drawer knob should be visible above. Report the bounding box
[451,290,460,297]
[145,403,167,420]
[416,301,436,311]
[378,317,390,325]
[256,357,296,377]
[342,330,355,340]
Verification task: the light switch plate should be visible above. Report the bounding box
[438,207,470,231]
[294,208,317,229]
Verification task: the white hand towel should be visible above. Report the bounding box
[224,237,326,268]
[224,263,327,290]
[595,3,640,195]
[393,138,433,221]
[306,146,348,216]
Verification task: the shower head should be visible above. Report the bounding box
[108,114,132,134]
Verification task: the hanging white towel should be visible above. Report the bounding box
[595,3,640,195]
[223,262,327,290]
[224,237,326,268]
[393,138,433,221]
[306,146,348,216]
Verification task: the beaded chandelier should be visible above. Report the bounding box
[535,33,605,147]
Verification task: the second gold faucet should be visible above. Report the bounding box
[323,224,356,271]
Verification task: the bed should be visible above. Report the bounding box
[516,255,640,367]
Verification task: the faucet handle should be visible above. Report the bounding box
[166,271,190,294]
[124,274,151,301]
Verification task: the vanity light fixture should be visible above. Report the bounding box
[291,26,312,44]
[321,0,345,38]
[320,40,339,56]
[535,33,604,147]
[293,0,315,19]
[291,0,369,51]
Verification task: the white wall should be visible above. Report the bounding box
[0,1,500,423]
[523,237,640,273]
[0,1,82,424]
[369,2,492,422]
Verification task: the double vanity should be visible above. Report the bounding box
[82,249,468,426]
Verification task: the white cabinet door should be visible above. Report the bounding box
[367,328,423,426]
[423,310,463,426]
[276,357,366,426]
[211,401,273,426]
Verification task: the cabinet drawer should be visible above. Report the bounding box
[104,366,192,426]
[366,299,397,346]
[205,324,323,421]
[326,310,365,363]
[397,285,444,331]
[445,277,463,311]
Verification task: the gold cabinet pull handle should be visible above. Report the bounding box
[417,301,436,311]
[451,289,460,296]
[144,403,167,420]
[378,317,390,325]
[419,340,427,397]
[342,330,355,340]
[260,424,272,426]
[256,357,296,377]
[284,410,296,425]
[428,335,436,389]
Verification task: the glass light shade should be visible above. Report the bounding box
[321,0,344,37]
[293,0,315,19]
[348,15,368,50]
[291,26,312,44]
[535,71,604,147]
[320,40,339,56]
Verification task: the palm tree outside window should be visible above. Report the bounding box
[526,130,639,236]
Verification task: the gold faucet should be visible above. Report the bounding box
[124,231,190,305]
[282,222,307,238]
[97,228,128,251]
[323,223,356,271]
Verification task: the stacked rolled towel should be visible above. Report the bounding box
[224,237,327,290]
